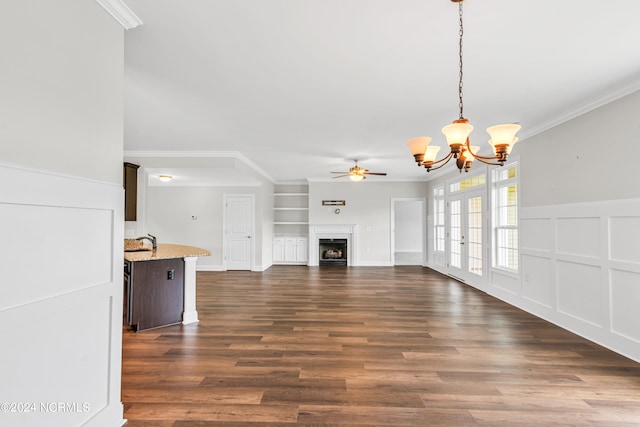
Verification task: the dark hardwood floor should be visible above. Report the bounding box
[122,266,640,426]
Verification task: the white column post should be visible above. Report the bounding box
[182,256,199,324]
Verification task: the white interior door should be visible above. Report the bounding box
[447,189,485,289]
[224,195,254,270]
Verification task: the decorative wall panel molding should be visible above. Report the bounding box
[0,163,125,426]
[513,198,640,362]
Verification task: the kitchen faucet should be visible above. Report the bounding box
[136,233,157,250]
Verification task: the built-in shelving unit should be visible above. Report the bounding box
[273,186,309,228]
[273,185,309,264]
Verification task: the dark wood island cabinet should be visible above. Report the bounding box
[125,258,184,331]
[124,243,210,332]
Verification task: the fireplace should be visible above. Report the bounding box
[319,238,348,266]
[308,224,357,266]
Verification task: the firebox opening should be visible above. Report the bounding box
[319,238,347,266]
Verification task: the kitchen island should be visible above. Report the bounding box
[124,243,210,331]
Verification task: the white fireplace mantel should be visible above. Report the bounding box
[308,224,358,266]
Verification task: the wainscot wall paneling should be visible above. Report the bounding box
[610,216,640,263]
[0,163,125,426]
[556,217,601,258]
[497,198,640,362]
[520,254,553,308]
[610,268,640,343]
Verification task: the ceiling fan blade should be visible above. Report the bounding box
[331,171,349,174]
[363,172,387,176]
[332,174,350,179]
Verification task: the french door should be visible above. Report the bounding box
[447,189,486,290]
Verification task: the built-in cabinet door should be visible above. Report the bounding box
[447,189,486,290]
[296,238,308,263]
[273,236,307,264]
[273,238,285,262]
[284,238,297,262]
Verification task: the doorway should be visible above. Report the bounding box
[223,194,254,270]
[446,188,486,290]
[391,198,425,266]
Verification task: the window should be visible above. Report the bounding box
[450,174,486,193]
[433,185,445,252]
[492,163,518,272]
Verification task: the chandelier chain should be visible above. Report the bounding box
[458,1,464,119]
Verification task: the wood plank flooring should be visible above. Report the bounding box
[122,266,640,426]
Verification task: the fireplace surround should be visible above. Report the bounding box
[308,224,357,266]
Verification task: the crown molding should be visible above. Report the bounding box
[520,76,640,142]
[123,150,275,184]
[95,0,142,30]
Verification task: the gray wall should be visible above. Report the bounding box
[520,89,640,207]
[1,1,124,183]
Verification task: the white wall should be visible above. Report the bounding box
[0,1,126,426]
[1,2,124,184]
[124,155,274,271]
[309,181,428,266]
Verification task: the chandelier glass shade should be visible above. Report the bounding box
[406,0,520,173]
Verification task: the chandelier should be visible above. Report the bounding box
[406,0,521,173]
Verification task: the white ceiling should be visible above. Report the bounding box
[124,0,640,183]
[146,167,263,187]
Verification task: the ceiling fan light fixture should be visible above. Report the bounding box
[331,160,386,181]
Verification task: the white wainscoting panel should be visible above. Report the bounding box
[491,270,521,295]
[610,268,640,343]
[0,204,112,311]
[507,198,640,362]
[521,254,553,308]
[556,217,600,258]
[556,260,602,326]
[609,216,640,263]
[520,217,552,252]
[0,163,124,427]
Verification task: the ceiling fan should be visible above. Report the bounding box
[331,160,387,182]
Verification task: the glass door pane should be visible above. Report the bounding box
[467,196,483,276]
[449,199,462,269]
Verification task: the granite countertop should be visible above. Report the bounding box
[124,243,210,262]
